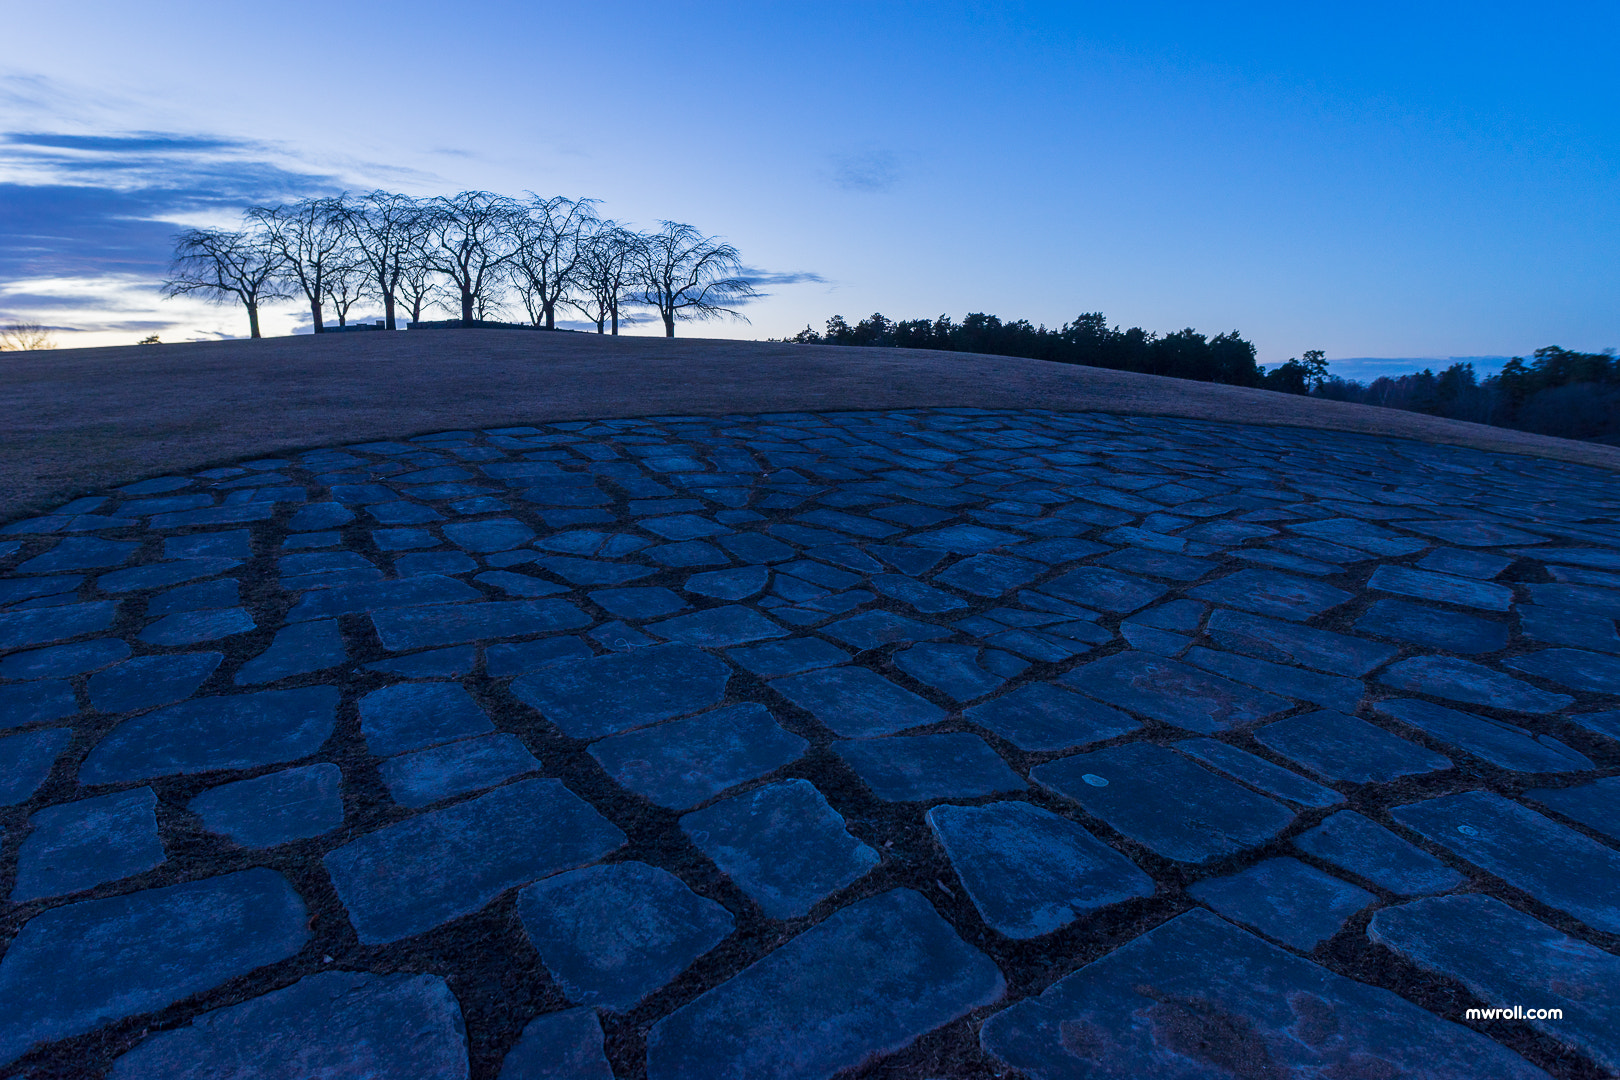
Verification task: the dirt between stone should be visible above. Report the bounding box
[4,329,1617,524]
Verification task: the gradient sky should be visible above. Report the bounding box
[2,1,1615,378]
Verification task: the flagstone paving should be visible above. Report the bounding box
[0,407,1616,1077]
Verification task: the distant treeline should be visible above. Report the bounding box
[1312,348,1620,444]
[780,312,1271,387]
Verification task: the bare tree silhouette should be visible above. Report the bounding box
[510,195,598,330]
[421,191,520,326]
[162,227,288,338]
[633,221,758,338]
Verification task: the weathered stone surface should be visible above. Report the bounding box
[894,642,1009,702]
[726,636,849,677]
[1189,857,1375,950]
[835,732,1023,802]
[1173,738,1343,808]
[498,1008,613,1080]
[646,604,788,647]
[12,786,165,900]
[0,679,78,729]
[367,645,479,677]
[591,702,807,809]
[1369,894,1620,1073]
[1417,546,1514,579]
[1373,698,1593,773]
[681,779,879,918]
[1294,810,1466,896]
[0,600,118,651]
[234,620,347,684]
[1185,646,1365,712]
[1255,710,1452,783]
[588,585,689,619]
[517,861,734,1010]
[16,536,139,574]
[1368,564,1514,610]
[81,686,339,783]
[512,644,730,738]
[965,682,1140,751]
[1205,607,1398,676]
[770,666,944,738]
[1523,776,1620,842]
[1376,656,1572,713]
[821,609,951,650]
[647,888,1004,1080]
[106,971,470,1080]
[1354,598,1509,654]
[324,778,625,943]
[1391,790,1620,933]
[372,599,590,651]
[89,652,223,713]
[0,636,127,680]
[1190,568,1353,621]
[138,606,256,646]
[1033,742,1294,863]
[0,869,310,1066]
[359,681,494,756]
[981,908,1548,1080]
[380,732,540,807]
[929,801,1152,938]
[0,727,71,805]
[1035,566,1166,613]
[1061,651,1291,734]
[188,762,344,847]
[1504,647,1620,693]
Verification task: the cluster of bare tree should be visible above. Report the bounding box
[162,191,758,339]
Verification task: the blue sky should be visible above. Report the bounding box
[1,1,1615,378]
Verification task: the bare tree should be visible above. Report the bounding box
[632,221,758,337]
[347,191,423,330]
[569,222,643,334]
[162,227,287,338]
[394,252,440,327]
[322,250,370,327]
[510,195,598,330]
[249,197,349,333]
[0,322,58,351]
[421,191,519,326]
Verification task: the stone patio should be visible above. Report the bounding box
[0,407,1616,1077]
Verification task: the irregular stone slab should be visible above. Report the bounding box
[1391,790,1620,933]
[1517,603,1620,654]
[1523,581,1620,615]
[234,619,346,685]
[138,606,255,645]
[1034,566,1166,613]
[400,551,480,576]
[372,599,590,651]
[324,778,625,944]
[1173,738,1343,808]
[1418,546,1514,579]
[934,553,1045,597]
[1205,607,1397,676]
[894,642,1008,702]
[536,555,655,584]
[0,679,78,729]
[1401,519,1546,547]
[1,638,129,682]
[1294,810,1467,896]
[681,779,879,918]
[0,600,118,651]
[1189,856,1374,951]
[965,682,1139,751]
[367,645,479,677]
[980,907,1547,1080]
[590,702,806,810]
[929,801,1152,938]
[485,637,592,676]
[151,504,276,529]
[512,644,729,739]
[905,523,1021,552]
[820,610,952,650]
[0,868,309,1067]
[517,861,734,1010]
[373,527,440,551]
[1377,655,1571,713]
[498,1008,613,1080]
[1505,647,1620,693]
[645,604,788,647]
[188,763,344,847]
[1288,516,1432,556]
[1254,710,1452,783]
[1060,651,1290,734]
[13,786,165,900]
[286,501,355,531]
[0,573,83,607]
[587,586,688,619]
[1190,568,1353,622]
[285,573,481,621]
[96,557,241,594]
[1523,776,1620,842]
[381,732,540,807]
[164,530,252,560]
[1185,646,1364,712]
[1373,698,1593,773]
[444,518,535,551]
[1368,564,1513,611]
[81,685,340,783]
[647,888,1004,1080]
[0,727,71,805]
[683,565,770,601]
[89,652,223,713]
[358,682,494,756]
[145,577,239,615]
[1032,742,1294,863]
[1353,598,1509,654]
[106,970,470,1080]
[471,570,566,598]
[1369,894,1620,1073]
[835,732,1024,802]
[726,636,849,677]
[770,666,944,738]
[16,536,140,574]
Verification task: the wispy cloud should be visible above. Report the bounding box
[829,149,901,193]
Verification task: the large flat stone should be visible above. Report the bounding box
[980,907,1548,1080]
[1369,894,1620,1073]
[0,636,128,679]
[380,732,540,807]
[188,762,345,847]
[590,702,807,809]
[81,686,340,783]
[12,786,165,900]
[725,636,849,677]
[1060,651,1291,734]
[1190,568,1353,621]
[681,779,879,918]
[138,606,255,646]
[498,1008,612,1080]
[371,599,591,651]
[835,732,1024,802]
[1523,776,1620,842]
[1504,647,1620,693]
[0,727,71,805]
[106,971,469,1080]
[1294,810,1467,896]
[1205,608,1397,676]
[819,610,951,650]
[647,888,1004,1080]
[234,620,347,684]
[1391,790,1620,934]
[1373,698,1593,773]
[1034,566,1166,613]
[1368,565,1513,611]
[89,652,223,713]
[0,679,78,730]
[1254,710,1453,783]
[1032,742,1294,864]
[1376,656,1572,713]
[645,604,788,647]
[0,868,310,1066]
[964,682,1140,751]
[770,666,944,738]
[1353,598,1509,654]
[324,778,625,943]
[1185,646,1365,712]
[928,801,1153,938]
[358,681,495,756]
[517,861,734,1010]
[16,536,139,573]
[1188,856,1375,951]
[0,600,118,651]
[1173,738,1343,808]
[511,644,730,739]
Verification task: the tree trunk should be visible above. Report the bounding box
[595,318,604,333]
[310,298,325,333]
[663,311,675,337]
[460,287,474,326]
[610,302,618,336]
[383,289,396,331]
[247,301,261,339]
[544,302,556,330]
